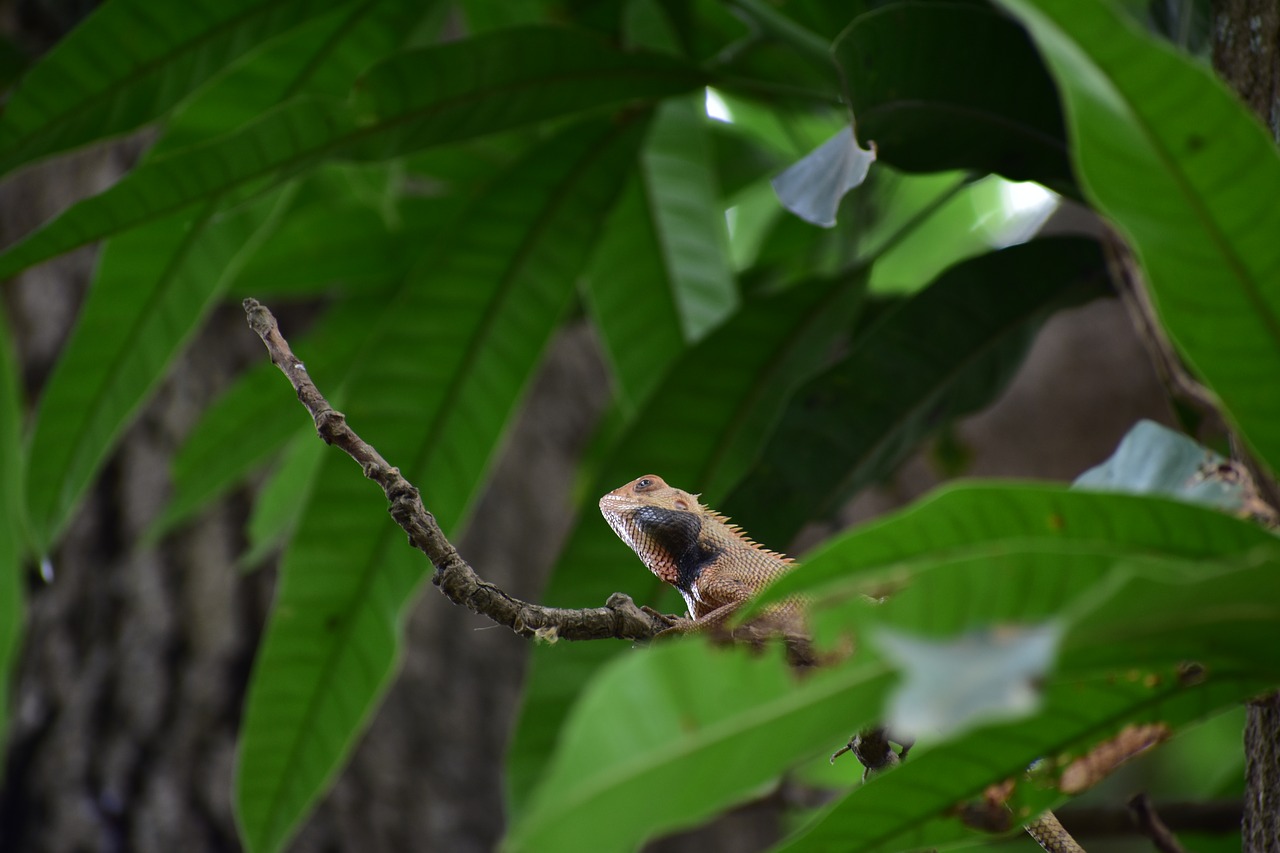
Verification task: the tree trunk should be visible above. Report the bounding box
[1212,1,1280,849]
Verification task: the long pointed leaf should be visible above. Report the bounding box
[506,644,894,853]
[507,274,866,813]
[991,0,1280,475]
[583,92,738,411]
[0,303,25,752]
[725,237,1107,550]
[640,95,738,341]
[516,487,1280,853]
[0,0,355,176]
[148,294,385,541]
[834,2,1072,191]
[234,117,646,853]
[28,0,435,549]
[25,188,295,551]
[747,483,1278,617]
[0,27,703,281]
[581,173,687,411]
[155,0,437,156]
[779,670,1271,852]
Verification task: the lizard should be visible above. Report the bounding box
[599,473,1086,853]
[597,473,799,635]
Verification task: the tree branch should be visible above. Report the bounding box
[1057,798,1241,838]
[242,297,668,643]
[1126,793,1188,853]
[1104,228,1280,519]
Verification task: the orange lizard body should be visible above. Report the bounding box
[598,474,797,630]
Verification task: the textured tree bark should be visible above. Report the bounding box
[1212,2,1280,849]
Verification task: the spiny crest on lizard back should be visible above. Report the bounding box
[599,474,795,622]
[598,474,792,563]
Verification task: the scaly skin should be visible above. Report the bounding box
[598,474,794,628]
[601,474,1086,852]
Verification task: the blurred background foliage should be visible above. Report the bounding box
[0,0,1277,851]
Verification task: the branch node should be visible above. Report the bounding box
[242,297,668,645]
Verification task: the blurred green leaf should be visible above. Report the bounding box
[583,91,739,409]
[581,172,688,412]
[17,0,439,550]
[779,669,1271,852]
[725,237,1107,550]
[992,0,1280,476]
[508,272,866,812]
[748,483,1278,619]
[155,0,440,156]
[761,485,1280,851]
[0,0,356,176]
[507,643,893,853]
[148,295,384,542]
[0,303,25,755]
[0,28,703,281]
[517,485,1280,853]
[228,194,455,300]
[241,429,327,569]
[867,174,1059,294]
[25,187,296,552]
[640,95,739,340]
[835,2,1073,192]
[234,117,645,853]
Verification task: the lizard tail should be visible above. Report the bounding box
[1024,811,1085,853]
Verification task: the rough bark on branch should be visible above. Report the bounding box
[242,297,668,644]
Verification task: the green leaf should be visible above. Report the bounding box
[757,487,1280,851]
[748,482,1278,619]
[54,0,430,550]
[155,0,439,155]
[234,117,645,853]
[241,429,327,569]
[640,95,739,341]
[25,186,296,552]
[835,1,1073,192]
[148,295,383,542]
[866,173,1059,295]
[228,188,460,300]
[583,92,739,409]
[0,27,703,281]
[788,550,1280,850]
[0,303,25,755]
[506,643,894,853]
[581,173,688,411]
[725,237,1107,550]
[516,485,1280,853]
[778,670,1271,852]
[989,0,1280,475]
[0,0,355,176]
[507,274,866,813]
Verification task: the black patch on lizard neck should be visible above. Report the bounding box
[631,505,724,594]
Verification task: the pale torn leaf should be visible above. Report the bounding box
[1074,419,1244,512]
[771,127,876,227]
[874,623,1062,740]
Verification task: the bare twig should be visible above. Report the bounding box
[242,298,669,643]
[1057,799,1241,838]
[1126,793,1188,853]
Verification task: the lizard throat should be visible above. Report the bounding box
[603,505,723,598]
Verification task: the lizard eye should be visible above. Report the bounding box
[635,477,653,490]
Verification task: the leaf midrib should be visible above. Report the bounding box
[251,121,638,849]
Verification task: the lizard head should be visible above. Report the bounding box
[599,474,701,514]
[598,475,707,590]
